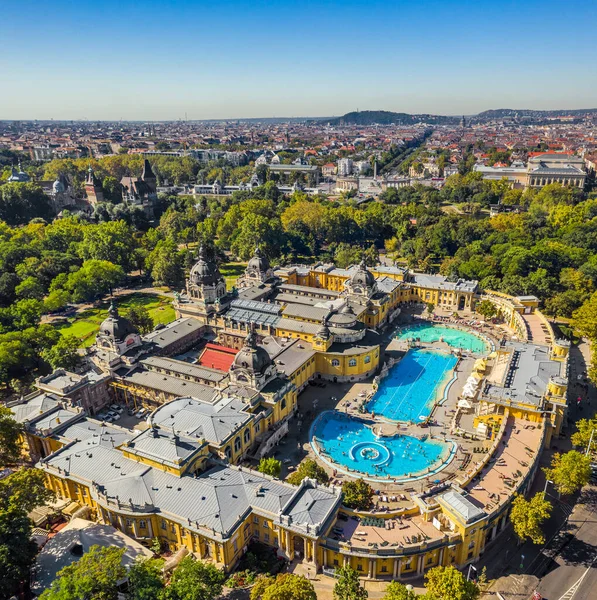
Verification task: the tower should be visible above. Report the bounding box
[84,166,104,204]
[141,159,157,193]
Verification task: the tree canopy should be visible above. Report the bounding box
[544,451,592,496]
[287,458,329,485]
[341,479,374,510]
[509,493,552,544]
[424,565,480,600]
[333,565,368,600]
[40,546,127,600]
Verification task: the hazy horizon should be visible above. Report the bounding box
[2,0,596,121]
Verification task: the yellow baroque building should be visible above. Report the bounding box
[10,249,572,582]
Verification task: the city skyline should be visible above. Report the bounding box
[2,0,597,120]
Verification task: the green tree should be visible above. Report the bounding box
[258,457,282,478]
[124,305,154,334]
[509,493,552,544]
[53,260,125,303]
[544,451,592,496]
[571,417,597,450]
[382,581,416,600]
[15,276,45,300]
[334,243,362,269]
[78,220,137,271]
[0,182,53,225]
[342,479,374,510]
[572,292,597,339]
[43,289,71,313]
[42,335,82,371]
[424,565,480,600]
[476,299,497,321]
[146,239,185,288]
[0,406,23,465]
[262,574,317,600]
[333,565,368,600]
[287,459,329,486]
[40,546,126,600]
[0,505,39,597]
[0,467,54,512]
[164,556,226,600]
[250,575,275,600]
[128,558,165,600]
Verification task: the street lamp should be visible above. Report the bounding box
[467,564,477,581]
[586,428,596,456]
[543,479,554,497]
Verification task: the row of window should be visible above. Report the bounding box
[330,355,372,368]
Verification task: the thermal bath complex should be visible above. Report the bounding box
[311,323,488,481]
[16,254,571,582]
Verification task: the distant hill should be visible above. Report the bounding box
[327,110,459,126]
[326,108,597,126]
[476,108,597,119]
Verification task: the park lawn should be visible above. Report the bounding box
[220,262,246,290]
[57,293,176,347]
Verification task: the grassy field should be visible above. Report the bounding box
[57,293,176,347]
[220,262,246,290]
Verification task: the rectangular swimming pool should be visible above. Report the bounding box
[366,348,457,422]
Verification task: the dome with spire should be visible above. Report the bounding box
[99,301,138,341]
[231,326,273,375]
[189,245,222,287]
[247,245,270,274]
[315,318,331,340]
[8,162,30,183]
[350,258,375,289]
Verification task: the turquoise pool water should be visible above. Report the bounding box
[396,323,488,354]
[366,349,457,422]
[311,412,452,480]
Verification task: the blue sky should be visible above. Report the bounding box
[2,0,596,120]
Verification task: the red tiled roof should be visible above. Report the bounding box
[198,343,238,372]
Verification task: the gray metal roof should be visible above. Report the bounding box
[263,338,315,376]
[410,273,478,293]
[41,439,339,539]
[283,485,340,530]
[125,427,204,466]
[149,396,252,445]
[282,304,329,322]
[120,369,218,403]
[143,318,203,348]
[58,418,135,448]
[26,406,83,435]
[141,356,227,384]
[440,490,486,524]
[276,317,320,335]
[483,342,563,407]
[10,393,62,423]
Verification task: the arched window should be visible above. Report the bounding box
[349,358,357,367]
[243,428,251,444]
[234,437,242,452]
[331,359,340,367]
[364,355,371,364]
[225,446,232,460]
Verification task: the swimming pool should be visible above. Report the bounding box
[396,323,488,354]
[311,412,454,481]
[366,349,457,422]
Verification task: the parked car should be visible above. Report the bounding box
[110,404,124,414]
[135,407,147,418]
[107,411,121,421]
